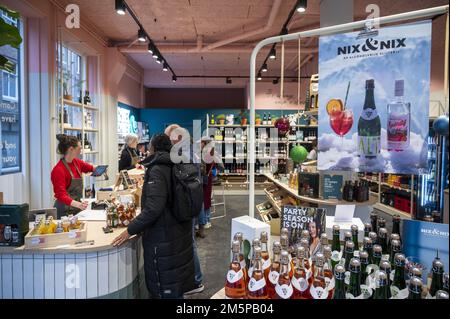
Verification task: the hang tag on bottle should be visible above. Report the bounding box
[391,286,408,299]
[344,271,351,285]
[248,277,266,292]
[360,284,373,299]
[325,276,335,291]
[262,258,271,270]
[310,285,329,299]
[227,269,243,284]
[240,260,246,270]
[292,276,309,292]
[248,267,254,279]
[275,283,293,299]
[268,270,280,285]
[331,250,341,263]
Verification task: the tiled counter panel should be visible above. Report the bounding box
[0,237,144,299]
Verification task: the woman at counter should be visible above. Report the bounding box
[51,134,94,218]
[119,134,141,171]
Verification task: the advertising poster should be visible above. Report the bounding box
[402,220,449,274]
[281,205,326,258]
[317,21,431,174]
[323,174,343,200]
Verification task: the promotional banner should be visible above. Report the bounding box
[317,21,431,174]
[281,205,326,258]
[402,220,449,274]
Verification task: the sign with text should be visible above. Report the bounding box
[1,100,21,174]
[323,174,343,200]
[317,21,431,174]
[281,205,326,258]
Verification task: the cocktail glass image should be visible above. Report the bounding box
[330,109,354,137]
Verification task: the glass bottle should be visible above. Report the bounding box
[280,234,294,278]
[435,290,449,299]
[392,214,402,243]
[274,251,293,299]
[378,227,388,254]
[322,245,334,299]
[344,241,355,271]
[348,258,362,298]
[225,240,247,299]
[233,232,248,283]
[333,264,347,299]
[319,233,329,253]
[379,259,392,299]
[310,253,328,299]
[292,246,312,299]
[299,238,311,271]
[267,241,282,298]
[392,253,406,290]
[373,270,389,299]
[344,231,352,244]
[429,254,444,297]
[443,273,449,293]
[388,233,401,256]
[370,212,378,234]
[248,238,261,279]
[331,225,341,253]
[351,225,359,251]
[389,239,401,265]
[260,231,271,282]
[360,250,369,285]
[408,276,423,299]
[247,247,269,299]
[369,231,378,246]
[363,223,372,238]
[387,79,410,151]
[372,245,383,266]
[363,237,373,265]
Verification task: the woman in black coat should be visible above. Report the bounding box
[112,134,195,299]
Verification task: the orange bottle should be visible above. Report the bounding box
[234,232,248,284]
[322,245,335,299]
[292,246,312,299]
[273,251,294,299]
[260,231,271,282]
[280,234,294,279]
[310,253,329,299]
[225,240,247,299]
[267,241,282,298]
[247,247,269,299]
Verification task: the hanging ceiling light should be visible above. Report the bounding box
[152,51,159,59]
[261,63,268,73]
[226,77,232,84]
[115,0,126,15]
[269,48,276,60]
[296,0,307,13]
[257,73,262,81]
[147,43,154,54]
[138,28,146,42]
[162,62,169,72]
[172,75,177,82]
[156,57,162,64]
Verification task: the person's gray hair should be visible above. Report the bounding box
[122,133,139,151]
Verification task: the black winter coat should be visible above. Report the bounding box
[127,151,195,298]
[119,146,139,171]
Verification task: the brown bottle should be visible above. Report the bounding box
[259,231,271,282]
[292,246,312,299]
[246,247,269,299]
[225,240,247,299]
[274,251,294,299]
[267,241,282,298]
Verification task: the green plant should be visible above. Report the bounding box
[61,65,85,97]
[216,114,225,120]
[255,113,261,119]
[0,5,22,73]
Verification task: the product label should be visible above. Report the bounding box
[358,135,381,157]
[268,270,280,285]
[387,114,409,149]
[310,285,329,299]
[68,230,78,239]
[391,286,408,299]
[226,269,244,284]
[344,271,350,285]
[360,284,373,299]
[262,258,271,270]
[31,237,45,245]
[325,276,335,291]
[331,250,342,263]
[248,277,266,292]
[292,276,309,292]
[360,108,379,121]
[240,260,246,270]
[275,283,293,299]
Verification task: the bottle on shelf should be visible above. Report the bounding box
[225,240,247,299]
[392,253,406,290]
[330,225,341,270]
[263,113,267,125]
[348,258,362,298]
[63,107,69,125]
[268,113,272,125]
[429,253,444,297]
[247,246,269,299]
[373,270,389,299]
[233,232,248,283]
[210,114,215,125]
[267,241,282,298]
[260,231,271,281]
[83,90,91,105]
[248,238,261,279]
[310,253,328,299]
[344,231,352,245]
[274,251,294,299]
[364,223,372,238]
[351,225,359,251]
[292,246,312,299]
[369,231,378,246]
[332,265,346,299]
[280,234,294,278]
[322,246,334,299]
[370,212,378,234]
[408,276,423,299]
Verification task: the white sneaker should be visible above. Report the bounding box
[184,283,205,296]
[204,222,212,229]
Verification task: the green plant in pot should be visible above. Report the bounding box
[216,114,226,125]
[238,109,248,125]
[0,5,22,72]
[255,113,262,125]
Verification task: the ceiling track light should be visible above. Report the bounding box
[156,57,162,64]
[162,62,169,72]
[257,73,262,81]
[152,52,159,59]
[296,0,307,13]
[261,63,268,73]
[172,75,177,82]
[147,43,154,54]
[115,0,126,15]
[269,48,276,60]
[226,77,232,84]
[138,28,146,42]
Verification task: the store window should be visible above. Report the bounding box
[57,45,83,101]
[0,9,22,175]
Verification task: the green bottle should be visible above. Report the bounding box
[429,254,444,297]
[388,233,400,256]
[363,237,373,264]
[408,276,422,299]
[372,245,382,266]
[379,259,392,299]
[392,253,406,290]
[368,231,378,246]
[358,79,381,159]
[363,223,372,238]
[333,264,347,299]
[435,290,449,299]
[344,241,355,271]
[351,225,359,251]
[360,250,369,285]
[348,258,362,297]
[373,270,389,299]
[331,225,341,252]
[444,273,449,293]
[378,228,388,254]
[389,239,401,265]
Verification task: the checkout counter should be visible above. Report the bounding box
[0,169,146,299]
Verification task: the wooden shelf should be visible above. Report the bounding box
[84,128,99,132]
[264,188,282,213]
[373,203,412,220]
[264,173,378,206]
[64,127,82,131]
[303,109,318,116]
[63,99,98,111]
[292,124,318,128]
[84,105,99,111]
[360,176,380,183]
[380,182,413,193]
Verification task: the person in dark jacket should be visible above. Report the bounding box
[119,133,141,171]
[112,133,195,299]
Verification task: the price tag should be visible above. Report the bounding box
[31,237,44,245]
[226,269,243,284]
[68,231,78,239]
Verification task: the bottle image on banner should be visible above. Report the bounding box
[387,80,410,151]
[358,79,381,159]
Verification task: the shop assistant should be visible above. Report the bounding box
[51,134,94,218]
[119,133,152,170]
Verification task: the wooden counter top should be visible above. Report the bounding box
[0,221,135,254]
[264,173,378,206]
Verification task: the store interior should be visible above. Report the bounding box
[0,0,449,300]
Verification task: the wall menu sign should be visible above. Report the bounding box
[0,100,21,174]
[317,21,431,174]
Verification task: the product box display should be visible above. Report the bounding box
[256,201,281,236]
[24,220,88,249]
[298,172,320,198]
[0,204,30,247]
[325,215,364,243]
[231,215,270,258]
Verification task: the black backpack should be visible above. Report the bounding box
[167,163,203,222]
